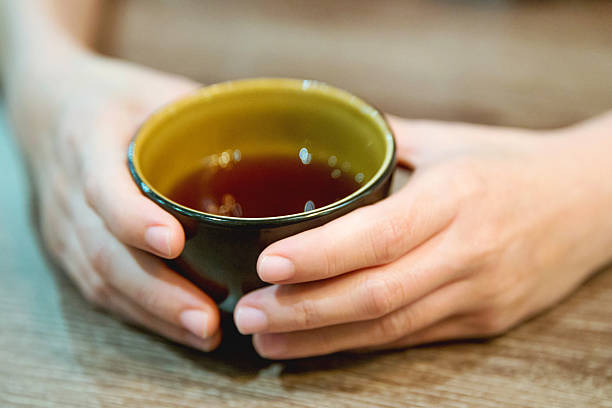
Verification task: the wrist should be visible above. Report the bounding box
[546,114,612,276]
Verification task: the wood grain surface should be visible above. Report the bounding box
[2,1,612,407]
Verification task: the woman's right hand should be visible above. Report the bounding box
[8,52,221,351]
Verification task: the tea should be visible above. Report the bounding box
[168,153,363,217]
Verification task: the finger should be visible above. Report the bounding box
[388,116,468,168]
[62,233,220,352]
[256,174,458,284]
[236,241,468,335]
[350,315,483,353]
[105,288,222,352]
[40,196,92,296]
[39,170,114,300]
[81,107,185,259]
[58,210,221,351]
[38,179,69,263]
[73,201,220,342]
[84,161,185,259]
[80,78,200,259]
[387,115,531,169]
[251,280,470,359]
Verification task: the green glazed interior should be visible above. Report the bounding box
[130,78,395,222]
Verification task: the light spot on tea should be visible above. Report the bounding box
[233,149,242,162]
[202,198,219,214]
[355,172,365,183]
[215,193,242,216]
[304,200,315,211]
[232,202,244,217]
[220,151,231,167]
[299,147,312,165]
[168,156,362,218]
[328,155,337,167]
[203,154,219,168]
[341,161,351,172]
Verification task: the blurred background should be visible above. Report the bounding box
[98,0,612,129]
[1,2,611,407]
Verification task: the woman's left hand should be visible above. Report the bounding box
[234,114,612,359]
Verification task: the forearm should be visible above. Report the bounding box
[1,0,101,85]
[552,111,612,275]
[1,0,103,165]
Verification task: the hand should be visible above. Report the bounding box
[11,54,221,351]
[234,115,612,359]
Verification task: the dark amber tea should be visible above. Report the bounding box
[168,153,363,218]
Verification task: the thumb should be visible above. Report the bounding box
[137,73,202,118]
[387,115,508,169]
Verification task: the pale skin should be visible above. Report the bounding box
[2,1,611,359]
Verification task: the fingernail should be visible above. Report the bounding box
[253,334,287,358]
[145,225,171,257]
[258,255,295,282]
[184,333,215,352]
[180,309,209,339]
[235,306,268,334]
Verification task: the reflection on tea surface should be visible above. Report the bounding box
[168,149,363,218]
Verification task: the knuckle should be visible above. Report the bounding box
[377,311,407,340]
[45,237,66,262]
[83,172,101,210]
[473,309,510,336]
[467,278,514,331]
[463,226,507,270]
[55,113,79,150]
[45,232,65,260]
[486,286,511,312]
[61,129,80,160]
[50,172,72,216]
[311,330,337,355]
[39,201,66,259]
[321,245,340,279]
[369,217,405,264]
[453,225,504,272]
[89,243,113,279]
[360,278,403,318]
[470,231,503,266]
[133,285,162,313]
[476,272,515,310]
[40,219,61,258]
[292,299,321,329]
[54,107,87,174]
[84,279,112,308]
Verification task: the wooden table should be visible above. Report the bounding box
[2,1,612,406]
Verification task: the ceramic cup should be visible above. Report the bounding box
[129,78,396,311]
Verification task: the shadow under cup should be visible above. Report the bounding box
[129,78,396,312]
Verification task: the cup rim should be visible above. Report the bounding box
[128,78,396,227]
